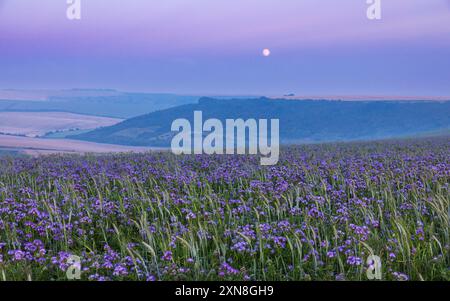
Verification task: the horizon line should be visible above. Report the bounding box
[0,88,450,102]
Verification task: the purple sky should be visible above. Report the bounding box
[1,0,450,96]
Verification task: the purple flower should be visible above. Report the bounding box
[346,256,362,266]
[186,211,197,220]
[219,262,239,276]
[146,275,156,281]
[113,264,128,277]
[162,251,173,261]
[9,250,25,261]
[327,251,336,258]
[392,272,409,281]
[231,241,249,253]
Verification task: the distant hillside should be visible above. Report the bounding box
[0,91,199,118]
[72,97,450,146]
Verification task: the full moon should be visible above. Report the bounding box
[262,48,271,57]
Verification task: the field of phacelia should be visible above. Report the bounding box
[0,137,448,281]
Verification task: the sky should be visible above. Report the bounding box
[0,0,450,96]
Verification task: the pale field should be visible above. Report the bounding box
[0,112,123,137]
[0,134,158,156]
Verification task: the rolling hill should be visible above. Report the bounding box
[72,97,450,147]
[0,89,199,118]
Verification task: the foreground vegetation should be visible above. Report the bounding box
[0,138,448,280]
